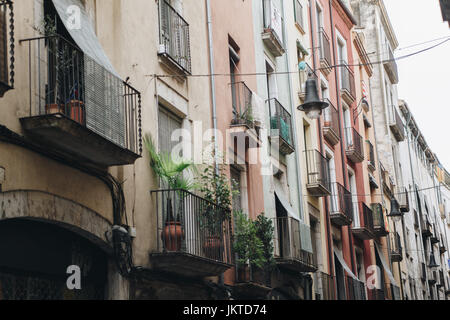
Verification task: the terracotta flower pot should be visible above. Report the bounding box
[161,221,184,251]
[45,103,63,115]
[68,100,85,125]
[203,235,221,259]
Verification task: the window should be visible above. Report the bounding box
[265,61,278,99]
[158,106,183,156]
[294,0,304,29]
[315,3,323,31]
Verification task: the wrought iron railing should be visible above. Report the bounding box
[355,202,374,231]
[263,0,284,46]
[151,189,232,264]
[367,140,376,169]
[330,182,354,221]
[231,81,254,127]
[369,288,385,300]
[345,127,364,160]
[318,27,331,67]
[158,0,191,73]
[268,98,293,148]
[320,272,336,300]
[346,276,367,300]
[390,231,402,257]
[272,217,316,269]
[298,62,316,97]
[371,203,387,234]
[20,35,142,155]
[339,60,355,99]
[0,0,13,97]
[323,98,340,139]
[305,149,331,193]
[388,106,405,141]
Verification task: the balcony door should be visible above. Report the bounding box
[343,103,352,146]
[275,195,289,259]
[349,169,359,226]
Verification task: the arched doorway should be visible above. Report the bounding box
[0,219,107,300]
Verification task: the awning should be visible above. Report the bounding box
[274,180,297,219]
[52,0,119,78]
[334,247,358,280]
[374,242,398,286]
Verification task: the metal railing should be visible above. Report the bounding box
[367,140,376,169]
[272,217,316,269]
[20,35,142,155]
[305,149,331,194]
[268,98,293,148]
[388,106,405,141]
[339,61,355,99]
[320,272,336,300]
[345,127,364,160]
[369,288,385,300]
[323,98,340,140]
[356,202,374,231]
[398,187,409,212]
[158,0,191,73]
[371,203,387,234]
[318,27,331,67]
[330,182,354,221]
[151,189,232,264]
[390,231,402,258]
[231,81,254,127]
[0,0,13,95]
[298,62,316,97]
[346,276,367,300]
[263,0,284,46]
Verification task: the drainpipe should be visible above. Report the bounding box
[328,0,356,275]
[405,111,431,299]
[309,0,335,291]
[205,0,223,286]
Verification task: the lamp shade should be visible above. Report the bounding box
[298,75,328,120]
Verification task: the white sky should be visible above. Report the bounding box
[383,0,450,169]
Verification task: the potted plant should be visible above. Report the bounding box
[233,210,265,283]
[197,165,235,258]
[144,134,197,252]
[253,213,275,286]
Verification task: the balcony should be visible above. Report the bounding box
[323,99,340,146]
[421,262,427,281]
[352,203,375,240]
[439,234,448,254]
[318,27,332,74]
[330,183,353,226]
[233,264,272,299]
[305,150,331,197]
[339,61,356,104]
[298,63,316,101]
[158,0,191,74]
[346,276,367,300]
[389,232,403,262]
[268,98,295,155]
[428,270,437,285]
[388,106,405,142]
[229,82,259,149]
[345,127,364,163]
[398,187,410,213]
[150,189,233,278]
[273,217,317,273]
[437,270,445,288]
[320,272,336,300]
[430,224,440,244]
[383,45,399,84]
[371,203,389,237]
[366,140,376,172]
[19,36,141,167]
[369,288,385,300]
[0,0,13,97]
[421,215,433,237]
[262,0,285,57]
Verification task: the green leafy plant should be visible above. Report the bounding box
[233,211,265,269]
[254,213,275,270]
[144,133,196,191]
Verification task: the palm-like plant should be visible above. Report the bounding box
[144,133,196,191]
